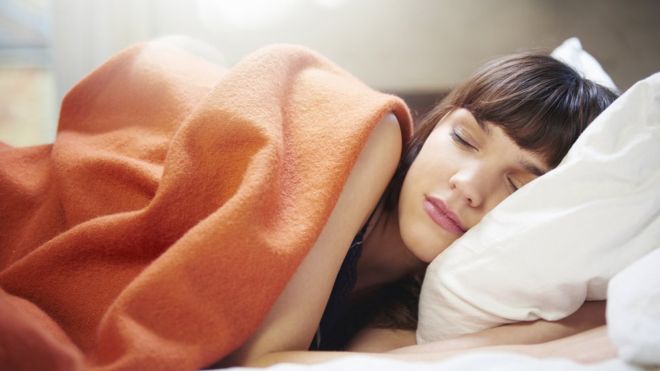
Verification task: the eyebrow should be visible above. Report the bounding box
[520,159,548,176]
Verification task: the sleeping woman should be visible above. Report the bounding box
[216,52,618,367]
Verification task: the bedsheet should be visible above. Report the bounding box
[221,353,640,371]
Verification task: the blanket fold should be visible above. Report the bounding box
[0,41,411,370]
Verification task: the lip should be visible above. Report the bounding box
[422,195,466,235]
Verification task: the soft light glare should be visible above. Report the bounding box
[196,0,296,30]
[314,0,348,9]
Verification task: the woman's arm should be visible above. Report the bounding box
[345,301,606,353]
[216,114,403,367]
[388,300,607,354]
[247,325,616,367]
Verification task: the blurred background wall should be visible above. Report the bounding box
[1,0,659,146]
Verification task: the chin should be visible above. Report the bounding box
[399,215,453,263]
[417,243,447,263]
[400,224,448,264]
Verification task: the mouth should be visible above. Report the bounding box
[422,195,466,235]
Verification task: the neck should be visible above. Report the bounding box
[354,203,426,293]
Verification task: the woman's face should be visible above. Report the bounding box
[398,108,550,262]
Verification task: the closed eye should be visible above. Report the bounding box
[450,129,477,151]
[507,177,520,192]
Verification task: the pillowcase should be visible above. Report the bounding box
[550,37,619,93]
[417,40,660,343]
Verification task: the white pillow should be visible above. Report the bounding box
[417,53,660,342]
[551,37,619,93]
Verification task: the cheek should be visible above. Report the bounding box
[405,151,455,199]
[478,179,516,217]
[407,135,451,181]
[397,163,461,262]
[484,193,508,215]
[399,147,441,214]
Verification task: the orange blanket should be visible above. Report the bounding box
[0,41,411,370]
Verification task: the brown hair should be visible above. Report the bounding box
[359,53,619,335]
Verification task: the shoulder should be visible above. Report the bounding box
[316,111,402,256]
[337,113,402,226]
[357,113,403,176]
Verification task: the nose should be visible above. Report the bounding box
[448,167,485,208]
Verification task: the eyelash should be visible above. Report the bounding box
[507,178,519,192]
[450,129,477,151]
[451,129,520,192]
